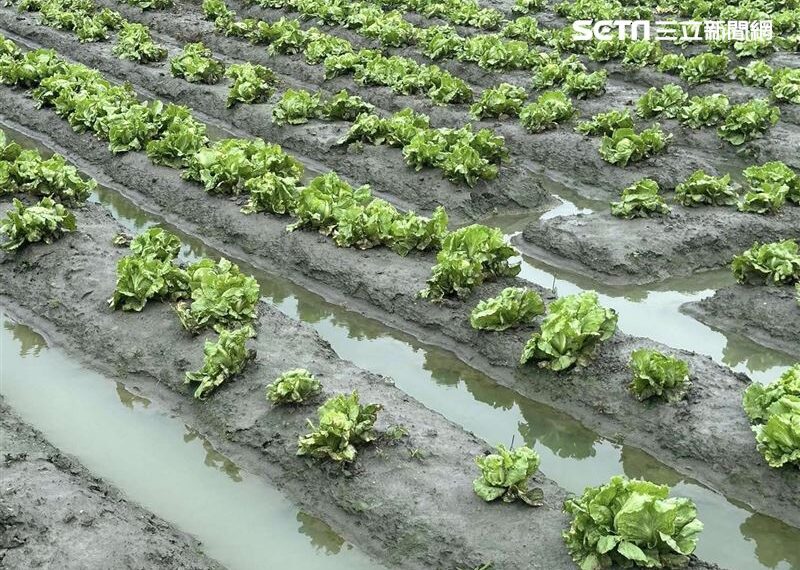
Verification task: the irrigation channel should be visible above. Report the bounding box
[1,124,798,570]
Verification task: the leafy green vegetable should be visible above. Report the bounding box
[6,150,95,203]
[113,22,167,63]
[520,91,576,133]
[0,197,76,251]
[145,107,209,168]
[0,48,65,87]
[185,325,255,399]
[622,40,662,67]
[563,475,704,570]
[473,444,543,506]
[636,84,687,119]
[120,0,173,10]
[744,161,800,206]
[771,68,800,104]
[175,257,260,334]
[732,240,800,284]
[680,52,729,85]
[470,287,545,331]
[629,349,691,403]
[717,99,780,146]
[272,89,322,125]
[520,291,617,371]
[677,94,730,128]
[735,59,773,87]
[421,224,520,300]
[297,391,382,462]
[170,42,225,84]
[675,171,737,207]
[743,365,800,423]
[754,401,800,468]
[611,179,670,219]
[225,62,276,107]
[599,125,671,167]
[183,138,303,195]
[563,69,607,99]
[107,253,187,311]
[743,365,800,469]
[575,110,633,137]
[469,83,527,120]
[129,226,181,261]
[266,368,321,404]
[657,53,686,73]
[323,90,374,121]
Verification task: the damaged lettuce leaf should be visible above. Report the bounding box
[473,444,543,506]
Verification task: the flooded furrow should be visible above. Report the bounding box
[0,314,383,570]
[3,125,799,570]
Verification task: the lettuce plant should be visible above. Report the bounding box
[680,52,729,84]
[297,391,382,463]
[731,240,800,284]
[120,0,172,9]
[563,475,704,569]
[242,172,299,215]
[743,365,800,423]
[460,35,530,71]
[0,197,76,252]
[469,83,528,120]
[512,0,545,13]
[185,325,255,399]
[113,22,167,63]
[271,89,322,125]
[677,94,730,128]
[183,138,303,195]
[611,179,670,219]
[587,37,627,62]
[743,365,800,468]
[743,161,800,206]
[417,25,463,60]
[175,257,260,334]
[737,183,788,214]
[520,91,576,133]
[130,227,181,261]
[323,90,373,121]
[520,291,618,371]
[421,224,520,300]
[266,368,321,404]
[599,125,671,167]
[575,110,633,137]
[146,110,209,168]
[771,68,800,104]
[473,444,543,506]
[170,42,225,84]
[0,48,64,87]
[717,99,780,146]
[470,287,545,331]
[622,40,662,67]
[225,62,276,107]
[107,253,187,311]
[501,16,546,44]
[563,70,607,99]
[7,150,95,203]
[629,349,691,403]
[675,171,737,207]
[636,84,687,119]
[530,54,585,89]
[657,53,686,73]
[734,60,773,87]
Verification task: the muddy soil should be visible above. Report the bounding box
[517,206,800,285]
[1,203,617,570]
[1,90,797,532]
[682,285,800,360]
[0,398,225,570]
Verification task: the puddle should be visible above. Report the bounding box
[2,124,798,570]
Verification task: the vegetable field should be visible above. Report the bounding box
[0,0,798,569]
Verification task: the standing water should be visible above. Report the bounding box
[0,315,384,570]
